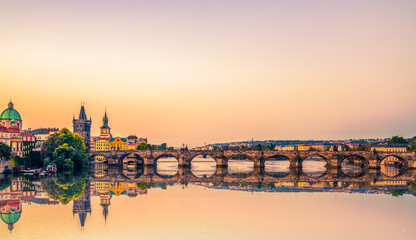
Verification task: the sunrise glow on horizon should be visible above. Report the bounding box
[1,0,416,147]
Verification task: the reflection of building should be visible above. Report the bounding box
[0,101,36,157]
[0,177,36,231]
[28,181,59,205]
[371,144,408,152]
[73,183,91,229]
[127,183,147,197]
[109,182,127,196]
[380,165,401,177]
[73,104,92,149]
[99,192,111,222]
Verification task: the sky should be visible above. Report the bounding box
[1,0,416,147]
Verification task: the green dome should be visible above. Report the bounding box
[0,102,21,121]
[0,211,21,228]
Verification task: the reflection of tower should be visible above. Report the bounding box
[73,103,92,149]
[73,183,91,229]
[99,193,112,222]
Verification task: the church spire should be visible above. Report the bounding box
[101,109,109,128]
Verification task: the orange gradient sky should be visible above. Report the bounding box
[1,1,416,147]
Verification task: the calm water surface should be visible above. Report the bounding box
[1,160,416,240]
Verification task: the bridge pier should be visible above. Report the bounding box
[178,157,191,167]
[143,165,156,176]
[214,166,228,176]
[327,166,341,178]
[368,158,379,169]
[215,157,228,167]
[143,157,155,165]
[253,158,265,168]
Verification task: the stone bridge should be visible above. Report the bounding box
[89,149,416,169]
[91,164,416,186]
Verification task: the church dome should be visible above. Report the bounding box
[0,211,21,231]
[0,102,21,121]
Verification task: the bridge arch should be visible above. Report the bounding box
[154,153,180,163]
[341,154,369,167]
[380,155,408,168]
[301,154,328,178]
[91,154,109,163]
[190,154,217,178]
[117,152,144,165]
[338,155,367,178]
[264,155,291,178]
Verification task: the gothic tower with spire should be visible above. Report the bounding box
[73,183,91,229]
[73,103,92,149]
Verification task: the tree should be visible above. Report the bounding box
[160,143,167,150]
[389,136,408,144]
[51,143,87,170]
[409,140,416,151]
[137,142,148,150]
[42,128,87,160]
[41,128,88,172]
[0,142,11,160]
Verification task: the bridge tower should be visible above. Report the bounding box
[73,103,92,149]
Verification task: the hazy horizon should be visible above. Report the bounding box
[1,0,416,147]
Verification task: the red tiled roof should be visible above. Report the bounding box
[7,126,19,132]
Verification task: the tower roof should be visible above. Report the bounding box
[78,104,88,121]
[0,101,21,121]
[101,109,110,129]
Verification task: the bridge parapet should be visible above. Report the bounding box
[89,149,416,169]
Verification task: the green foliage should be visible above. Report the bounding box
[42,128,87,160]
[388,189,407,197]
[263,143,276,151]
[409,140,416,151]
[137,142,148,150]
[52,143,87,170]
[10,156,23,166]
[41,128,88,172]
[0,176,11,191]
[24,151,43,168]
[407,181,416,193]
[341,145,350,151]
[389,136,408,144]
[42,168,88,205]
[137,182,148,190]
[0,142,11,160]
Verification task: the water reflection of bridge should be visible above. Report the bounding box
[90,164,416,186]
[89,150,416,169]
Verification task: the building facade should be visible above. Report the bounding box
[73,104,92,149]
[0,102,36,158]
[370,144,408,153]
[93,110,112,152]
[27,128,59,151]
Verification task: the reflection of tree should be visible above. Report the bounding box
[137,182,147,190]
[42,169,88,204]
[407,181,416,193]
[0,176,11,191]
[387,189,407,197]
